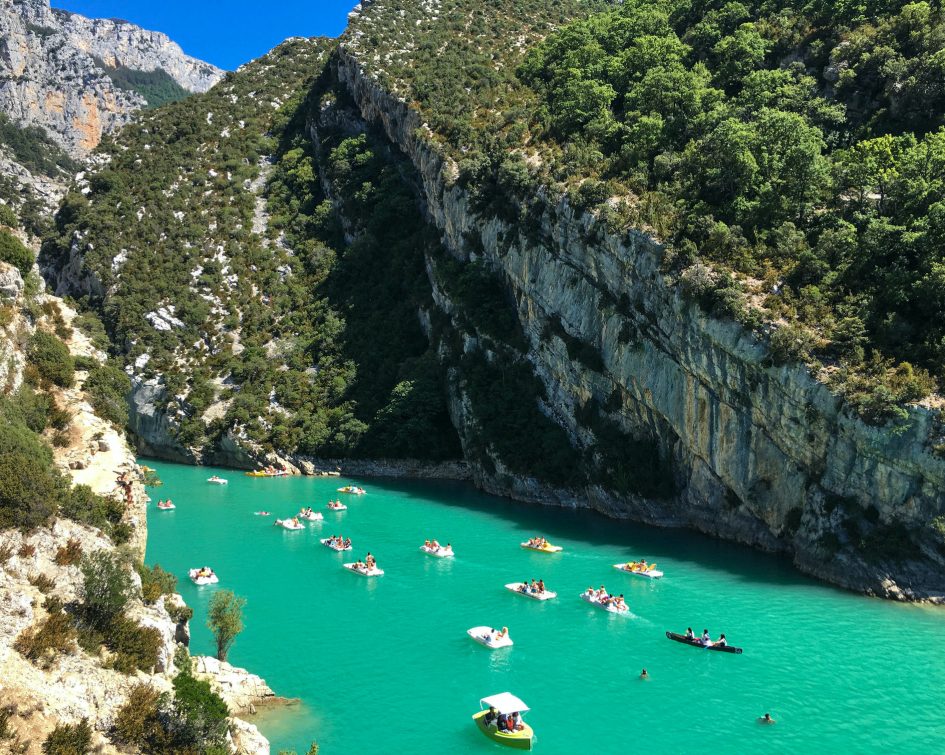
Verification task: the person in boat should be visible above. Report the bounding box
[519,581,529,594]
[701,629,712,645]
[614,594,627,610]
[483,706,498,727]
[366,552,376,568]
[759,713,775,725]
[431,539,440,549]
[585,586,595,597]
[640,668,649,680]
[442,542,453,554]
[424,539,431,548]
[537,578,545,593]
[496,626,508,639]
[685,627,695,640]
[510,712,524,732]
[715,633,727,647]
[343,537,351,549]
[496,712,510,732]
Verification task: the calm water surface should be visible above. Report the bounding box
[144,459,945,754]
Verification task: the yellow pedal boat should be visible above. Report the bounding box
[473,693,533,750]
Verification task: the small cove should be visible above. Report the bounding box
[144,459,945,753]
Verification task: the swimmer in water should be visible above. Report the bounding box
[640,668,649,680]
[758,713,776,725]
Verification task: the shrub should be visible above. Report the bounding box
[769,324,814,366]
[27,331,74,389]
[79,551,133,629]
[167,600,194,624]
[171,670,229,748]
[28,572,55,593]
[41,719,92,755]
[104,615,161,673]
[111,684,168,751]
[84,363,131,428]
[14,610,76,666]
[0,229,32,276]
[0,422,70,529]
[0,542,12,564]
[17,542,35,558]
[207,590,245,662]
[60,485,124,537]
[54,538,83,566]
[138,563,177,604]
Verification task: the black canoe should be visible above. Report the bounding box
[665,631,743,654]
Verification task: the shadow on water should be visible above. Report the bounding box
[354,475,832,595]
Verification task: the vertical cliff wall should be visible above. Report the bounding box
[332,48,945,601]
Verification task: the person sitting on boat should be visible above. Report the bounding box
[685,627,695,640]
[424,539,432,548]
[613,594,627,610]
[496,712,510,732]
[483,706,498,727]
[366,553,376,568]
[442,542,453,554]
[343,537,351,549]
[519,581,530,594]
[431,539,440,549]
[510,712,524,732]
[496,626,508,639]
[715,633,727,647]
[585,586,595,598]
[537,578,546,593]
[701,629,712,645]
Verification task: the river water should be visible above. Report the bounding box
[143,459,945,753]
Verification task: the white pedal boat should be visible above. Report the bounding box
[275,518,305,530]
[327,502,347,511]
[613,562,664,579]
[344,562,384,577]
[337,486,365,494]
[156,502,175,510]
[299,511,324,521]
[580,592,629,614]
[419,544,454,558]
[320,538,352,551]
[505,582,557,600]
[207,476,228,485]
[468,626,513,648]
[189,568,218,585]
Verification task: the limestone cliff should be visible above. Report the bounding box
[330,47,945,601]
[0,0,222,157]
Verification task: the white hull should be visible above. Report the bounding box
[580,593,629,614]
[419,545,454,558]
[189,569,218,585]
[275,520,304,530]
[299,512,324,521]
[344,563,384,576]
[327,505,347,511]
[320,538,352,551]
[520,542,562,553]
[157,504,175,511]
[613,564,664,579]
[207,478,228,485]
[505,583,556,600]
[467,626,513,648]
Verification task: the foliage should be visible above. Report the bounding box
[207,589,245,662]
[14,609,76,666]
[166,600,194,624]
[0,113,78,177]
[171,668,230,748]
[93,58,190,108]
[53,538,83,566]
[0,229,32,276]
[58,484,125,539]
[83,362,131,427]
[137,562,177,604]
[41,719,92,755]
[104,615,162,673]
[111,684,169,751]
[79,550,133,629]
[27,331,74,388]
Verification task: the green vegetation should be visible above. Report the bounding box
[79,550,133,629]
[27,330,74,388]
[0,113,78,178]
[92,58,190,108]
[41,719,92,755]
[515,0,945,404]
[207,589,245,662]
[137,562,177,603]
[83,362,131,427]
[13,607,77,667]
[0,229,32,276]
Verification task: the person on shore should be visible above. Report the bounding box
[758,713,775,724]
[640,668,649,680]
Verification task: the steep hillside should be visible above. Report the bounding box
[42,38,460,469]
[44,0,945,599]
[0,0,222,157]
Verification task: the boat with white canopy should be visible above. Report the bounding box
[472,692,533,750]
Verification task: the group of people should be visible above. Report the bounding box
[481,627,509,642]
[483,707,525,733]
[583,585,629,610]
[423,539,453,553]
[524,536,550,549]
[325,535,351,549]
[327,500,345,510]
[195,566,215,578]
[518,578,547,595]
[350,552,378,571]
[684,627,728,647]
[156,498,174,509]
[623,559,652,572]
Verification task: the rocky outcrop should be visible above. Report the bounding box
[192,656,294,715]
[333,47,945,601]
[0,0,222,157]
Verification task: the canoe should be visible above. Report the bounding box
[343,562,384,577]
[189,568,218,585]
[320,538,352,551]
[580,592,629,614]
[613,563,664,579]
[419,545,454,558]
[505,583,556,601]
[467,626,513,649]
[665,631,743,654]
[520,542,562,553]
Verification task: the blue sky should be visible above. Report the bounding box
[52,1,354,70]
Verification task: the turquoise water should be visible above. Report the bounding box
[144,459,945,754]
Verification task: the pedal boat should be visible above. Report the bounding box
[614,562,663,579]
[473,692,533,750]
[580,591,630,614]
[467,626,513,649]
[189,568,218,585]
[207,475,228,484]
[320,538,352,551]
[419,544,454,557]
[520,541,562,553]
[343,562,384,576]
[505,582,556,600]
[299,510,324,521]
[274,518,304,530]
[337,485,365,494]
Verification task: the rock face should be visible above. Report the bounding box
[0,0,222,156]
[191,656,289,715]
[332,47,945,600]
